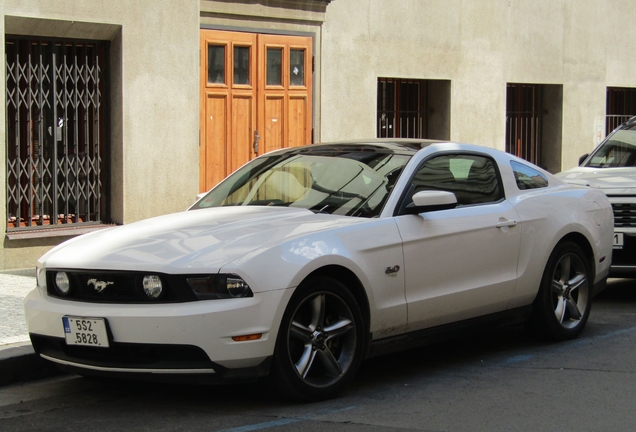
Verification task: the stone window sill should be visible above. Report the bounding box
[5,224,115,240]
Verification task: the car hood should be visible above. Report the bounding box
[556,167,636,193]
[39,207,364,273]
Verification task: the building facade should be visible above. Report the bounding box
[2,0,635,270]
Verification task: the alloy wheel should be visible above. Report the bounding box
[286,291,357,388]
[550,252,590,329]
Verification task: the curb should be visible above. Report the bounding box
[0,268,36,277]
[0,342,65,387]
[0,269,63,386]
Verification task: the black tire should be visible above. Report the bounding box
[271,276,365,402]
[530,241,593,341]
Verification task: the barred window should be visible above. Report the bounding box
[505,83,541,165]
[377,78,450,140]
[606,87,636,134]
[5,37,109,231]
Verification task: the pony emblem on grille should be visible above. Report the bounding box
[87,278,114,293]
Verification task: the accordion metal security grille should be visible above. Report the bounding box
[5,37,107,230]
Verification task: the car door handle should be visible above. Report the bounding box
[495,219,517,228]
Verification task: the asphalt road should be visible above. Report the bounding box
[2,278,636,432]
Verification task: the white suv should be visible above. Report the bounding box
[557,117,636,277]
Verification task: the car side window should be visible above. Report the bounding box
[511,161,548,190]
[410,154,504,206]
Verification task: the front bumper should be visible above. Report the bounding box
[611,230,636,277]
[24,286,293,377]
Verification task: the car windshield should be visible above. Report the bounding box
[585,128,636,168]
[191,147,411,218]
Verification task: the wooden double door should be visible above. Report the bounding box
[199,30,313,192]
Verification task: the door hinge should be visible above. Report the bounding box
[312,55,315,73]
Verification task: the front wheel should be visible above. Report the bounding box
[530,241,593,341]
[271,276,365,401]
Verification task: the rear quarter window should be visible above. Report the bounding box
[511,161,549,190]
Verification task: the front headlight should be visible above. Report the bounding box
[187,274,253,300]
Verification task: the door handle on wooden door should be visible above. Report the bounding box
[253,129,260,155]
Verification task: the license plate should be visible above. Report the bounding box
[613,232,624,249]
[63,317,110,348]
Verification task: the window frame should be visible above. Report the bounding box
[395,152,505,216]
[510,161,549,190]
[5,35,110,232]
[606,87,636,134]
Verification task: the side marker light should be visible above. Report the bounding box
[231,334,262,342]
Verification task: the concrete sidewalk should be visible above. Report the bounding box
[0,270,62,386]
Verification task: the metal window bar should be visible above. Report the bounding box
[377,78,427,139]
[606,115,633,133]
[5,37,107,230]
[505,84,541,166]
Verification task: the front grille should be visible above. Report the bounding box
[612,202,636,228]
[31,334,214,370]
[46,270,198,303]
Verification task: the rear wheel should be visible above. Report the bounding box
[271,276,365,401]
[530,241,592,340]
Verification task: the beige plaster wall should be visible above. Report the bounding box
[1,0,200,269]
[3,0,636,270]
[320,0,636,170]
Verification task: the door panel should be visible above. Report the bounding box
[200,30,257,192]
[289,96,308,148]
[396,153,521,332]
[200,30,313,192]
[258,34,312,159]
[264,96,284,153]
[203,94,228,187]
[230,95,254,173]
[396,202,521,332]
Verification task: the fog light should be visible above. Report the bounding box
[55,272,70,295]
[142,275,163,299]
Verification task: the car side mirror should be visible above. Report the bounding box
[404,190,458,214]
[578,153,589,166]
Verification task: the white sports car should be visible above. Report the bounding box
[25,140,613,401]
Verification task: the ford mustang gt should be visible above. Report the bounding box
[24,139,613,401]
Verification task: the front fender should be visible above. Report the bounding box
[220,217,408,337]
